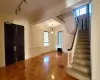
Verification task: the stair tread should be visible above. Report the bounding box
[76,49,90,51]
[75,51,90,55]
[77,41,90,43]
[78,36,89,39]
[75,52,90,56]
[73,57,90,66]
[77,38,89,40]
[74,53,90,59]
[73,62,90,69]
[75,48,90,50]
[76,45,90,47]
[77,40,90,42]
[74,56,90,60]
[67,68,90,80]
[79,30,89,32]
[72,62,90,74]
[76,49,90,52]
[74,57,90,61]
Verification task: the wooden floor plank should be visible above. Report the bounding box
[0,51,77,80]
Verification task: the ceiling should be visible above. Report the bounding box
[0,0,64,19]
[0,0,90,24]
[35,18,62,27]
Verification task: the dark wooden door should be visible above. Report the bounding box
[16,25,24,61]
[4,23,16,65]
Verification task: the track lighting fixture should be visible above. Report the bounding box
[15,0,27,15]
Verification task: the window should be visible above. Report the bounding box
[44,31,49,46]
[76,6,87,16]
[58,31,63,45]
[76,9,80,16]
[80,6,86,15]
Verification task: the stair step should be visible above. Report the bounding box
[75,48,90,51]
[77,42,90,45]
[73,57,90,66]
[75,50,90,54]
[76,45,90,49]
[78,31,89,35]
[77,39,89,42]
[78,33,89,36]
[75,53,90,59]
[67,68,90,80]
[72,63,90,74]
[79,30,89,33]
[78,36,89,39]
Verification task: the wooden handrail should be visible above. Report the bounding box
[68,18,79,51]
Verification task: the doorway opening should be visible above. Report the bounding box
[4,22,25,66]
[57,31,63,52]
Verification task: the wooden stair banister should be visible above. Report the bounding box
[67,17,79,68]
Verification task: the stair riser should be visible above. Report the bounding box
[74,58,90,66]
[74,55,90,59]
[78,33,89,35]
[78,37,89,39]
[72,65,90,74]
[76,47,90,50]
[77,42,90,43]
[75,48,90,51]
[76,45,90,47]
[77,40,89,42]
[79,31,89,33]
[75,49,90,54]
[67,69,90,80]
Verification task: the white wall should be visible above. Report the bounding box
[66,0,82,7]
[0,14,32,67]
[54,25,74,53]
[26,23,55,59]
[0,14,55,67]
[91,0,100,80]
[64,11,76,34]
[0,0,80,67]
[54,11,76,53]
[0,1,65,67]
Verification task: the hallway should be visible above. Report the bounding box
[0,51,77,80]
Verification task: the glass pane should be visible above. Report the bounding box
[58,32,63,45]
[44,43,49,46]
[80,6,86,15]
[44,32,49,46]
[44,43,47,46]
[44,39,48,42]
[75,5,87,16]
[76,9,80,16]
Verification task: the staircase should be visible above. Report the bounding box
[67,30,91,80]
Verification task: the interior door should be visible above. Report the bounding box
[4,23,16,65]
[16,25,24,61]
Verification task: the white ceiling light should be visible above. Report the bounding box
[51,24,54,34]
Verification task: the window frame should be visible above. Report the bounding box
[58,31,63,46]
[44,31,49,47]
[76,5,87,17]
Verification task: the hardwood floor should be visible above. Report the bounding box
[0,51,77,80]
